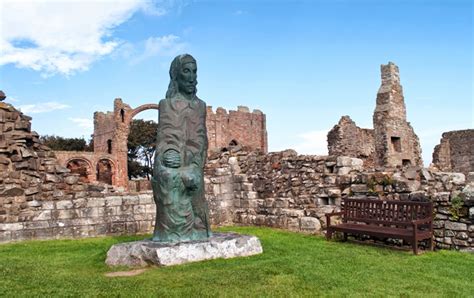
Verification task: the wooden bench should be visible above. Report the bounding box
[325,199,433,254]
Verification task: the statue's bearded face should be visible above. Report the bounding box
[177,62,197,96]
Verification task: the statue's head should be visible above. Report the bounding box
[166,54,197,100]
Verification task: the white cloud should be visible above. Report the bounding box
[234,10,247,15]
[292,129,329,155]
[18,101,70,114]
[69,117,94,129]
[0,0,169,76]
[132,35,186,64]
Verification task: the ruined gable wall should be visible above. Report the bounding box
[327,116,375,166]
[433,130,474,174]
[206,106,267,153]
[373,62,422,168]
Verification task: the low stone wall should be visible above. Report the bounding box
[0,193,155,242]
[1,149,473,251]
[206,150,473,250]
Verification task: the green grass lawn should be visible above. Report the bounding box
[1,226,473,297]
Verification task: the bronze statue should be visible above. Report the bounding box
[152,54,212,242]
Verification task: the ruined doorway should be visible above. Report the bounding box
[66,159,91,183]
[127,109,158,183]
[97,159,113,184]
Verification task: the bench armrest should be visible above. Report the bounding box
[326,211,343,218]
[411,218,432,226]
[325,211,343,228]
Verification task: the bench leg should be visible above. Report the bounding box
[428,238,433,251]
[326,229,333,240]
[343,232,348,242]
[413,241,418,255]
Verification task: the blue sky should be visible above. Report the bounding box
[1,0,472,165]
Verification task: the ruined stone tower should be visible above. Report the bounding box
[328,62,422,169]
[373,62,422,168]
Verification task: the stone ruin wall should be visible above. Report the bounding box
[373,62,422,168]
[1,98,472,251]
[93,110,115,154]
[83,99,268,190]
[329,62,422,169]
[0,98,154,241]
[92,100,268,157]
[1,142,473,250]
[432,129,474,175]
[327,116,375,167]
[206,106,267,153]
[207,150,473,251]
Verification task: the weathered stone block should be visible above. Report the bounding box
[456,232,469,240]
[64,175,79,185]
[337,167,351,176]
[274,198,288,208]
[327,188,341,198]
[299,217,321,232]
[34,210,52,221]
[86,199,105,207]
[351,184,368,193]
[445,221,467,231]
[433,192,450,202]
[56,200,73,210]
[123,196,140,205]
[138,194,153,204]
[452,239,469,247]
[27,200,42,208]
[105,233,263,267]
[0,223,23,231]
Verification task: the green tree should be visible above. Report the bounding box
[127,119,158,179]
[40,135,93,151]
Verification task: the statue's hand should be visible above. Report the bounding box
[182,172,198,190]
[162,149,181,168]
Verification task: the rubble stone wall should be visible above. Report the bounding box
[327,116,375,167]
[207,150,473,250]
[373,62,422,168]
[329,62,422,169]
[432,129,474,175]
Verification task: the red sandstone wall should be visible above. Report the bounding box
[206,106,267,153]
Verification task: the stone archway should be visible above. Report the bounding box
[96,158,115,185]
[66,158,93,183]
[113,102,159,189]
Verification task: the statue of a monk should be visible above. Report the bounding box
[151,54,212,242]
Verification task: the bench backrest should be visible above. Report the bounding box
[342,199,433,226]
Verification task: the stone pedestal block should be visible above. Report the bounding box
[105,233,263,267]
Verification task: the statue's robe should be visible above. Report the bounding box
[152,95,211,242]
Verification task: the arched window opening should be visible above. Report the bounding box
[97,159,113,185]
[66,159,90,183]
[120,109,125,123]
[107,139,112,154]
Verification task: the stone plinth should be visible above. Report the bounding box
[105,233,263,267]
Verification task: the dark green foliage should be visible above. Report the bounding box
[40,135,93,151]
[127,119,158,179]
[449,196,464,220]
[0,227,473,297]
